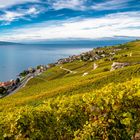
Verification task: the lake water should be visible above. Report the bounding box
[0,40,131,81]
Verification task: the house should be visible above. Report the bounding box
[47,63,56,68]
[28,68,36,73]
[110,62,130,71]
[0,80,15,89]
[93,63,98,70]
[37,65,47,72]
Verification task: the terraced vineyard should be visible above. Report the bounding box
[0,40,140,139]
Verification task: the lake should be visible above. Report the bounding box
[0,40,131,81]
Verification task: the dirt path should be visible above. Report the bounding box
[60,66,77,74]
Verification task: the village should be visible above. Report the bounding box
[0,46,131,98]
[0,65,48,98]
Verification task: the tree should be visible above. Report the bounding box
[0,87,6,95]
[15,78,20,85]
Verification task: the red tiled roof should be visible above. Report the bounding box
[0,81,14,87]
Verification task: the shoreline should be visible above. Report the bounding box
[0,65,47,98]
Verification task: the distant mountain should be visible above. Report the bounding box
[25,36,140,45]
[0,41,22,45]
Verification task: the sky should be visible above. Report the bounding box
[0,0,140,42]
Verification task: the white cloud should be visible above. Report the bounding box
[27,7,39,14]
[0,0,137,13]
[0,0,136,25]
[0,0,39,8]
[1,11,23,22]
[49,0,86,10]
[0,0,44,25]
[1,11,140,41]
[46,0,135,11]
[91,0,134,11]
[0,6,44,24]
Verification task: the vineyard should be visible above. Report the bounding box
[0,40,140,139]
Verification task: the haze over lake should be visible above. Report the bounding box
[0,40,131,81]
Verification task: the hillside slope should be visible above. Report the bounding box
[0,40,140,139]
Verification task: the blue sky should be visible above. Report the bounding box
[0,0,140,42]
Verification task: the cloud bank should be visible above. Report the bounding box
[0,0,139,41]
[0,0,39,8]
[0,0,139,24]
[1,11,140,42]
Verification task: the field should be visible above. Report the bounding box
[0,40,140,139]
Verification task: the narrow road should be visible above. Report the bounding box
[1,66,76,98]
[6,71,41,97]
[6,74,34,97]
[60,66,77,74]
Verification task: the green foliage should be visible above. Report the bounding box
[19,70,29,77]
[0,79,140,139]
[103,67,110,72]
[0,87,6,95]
